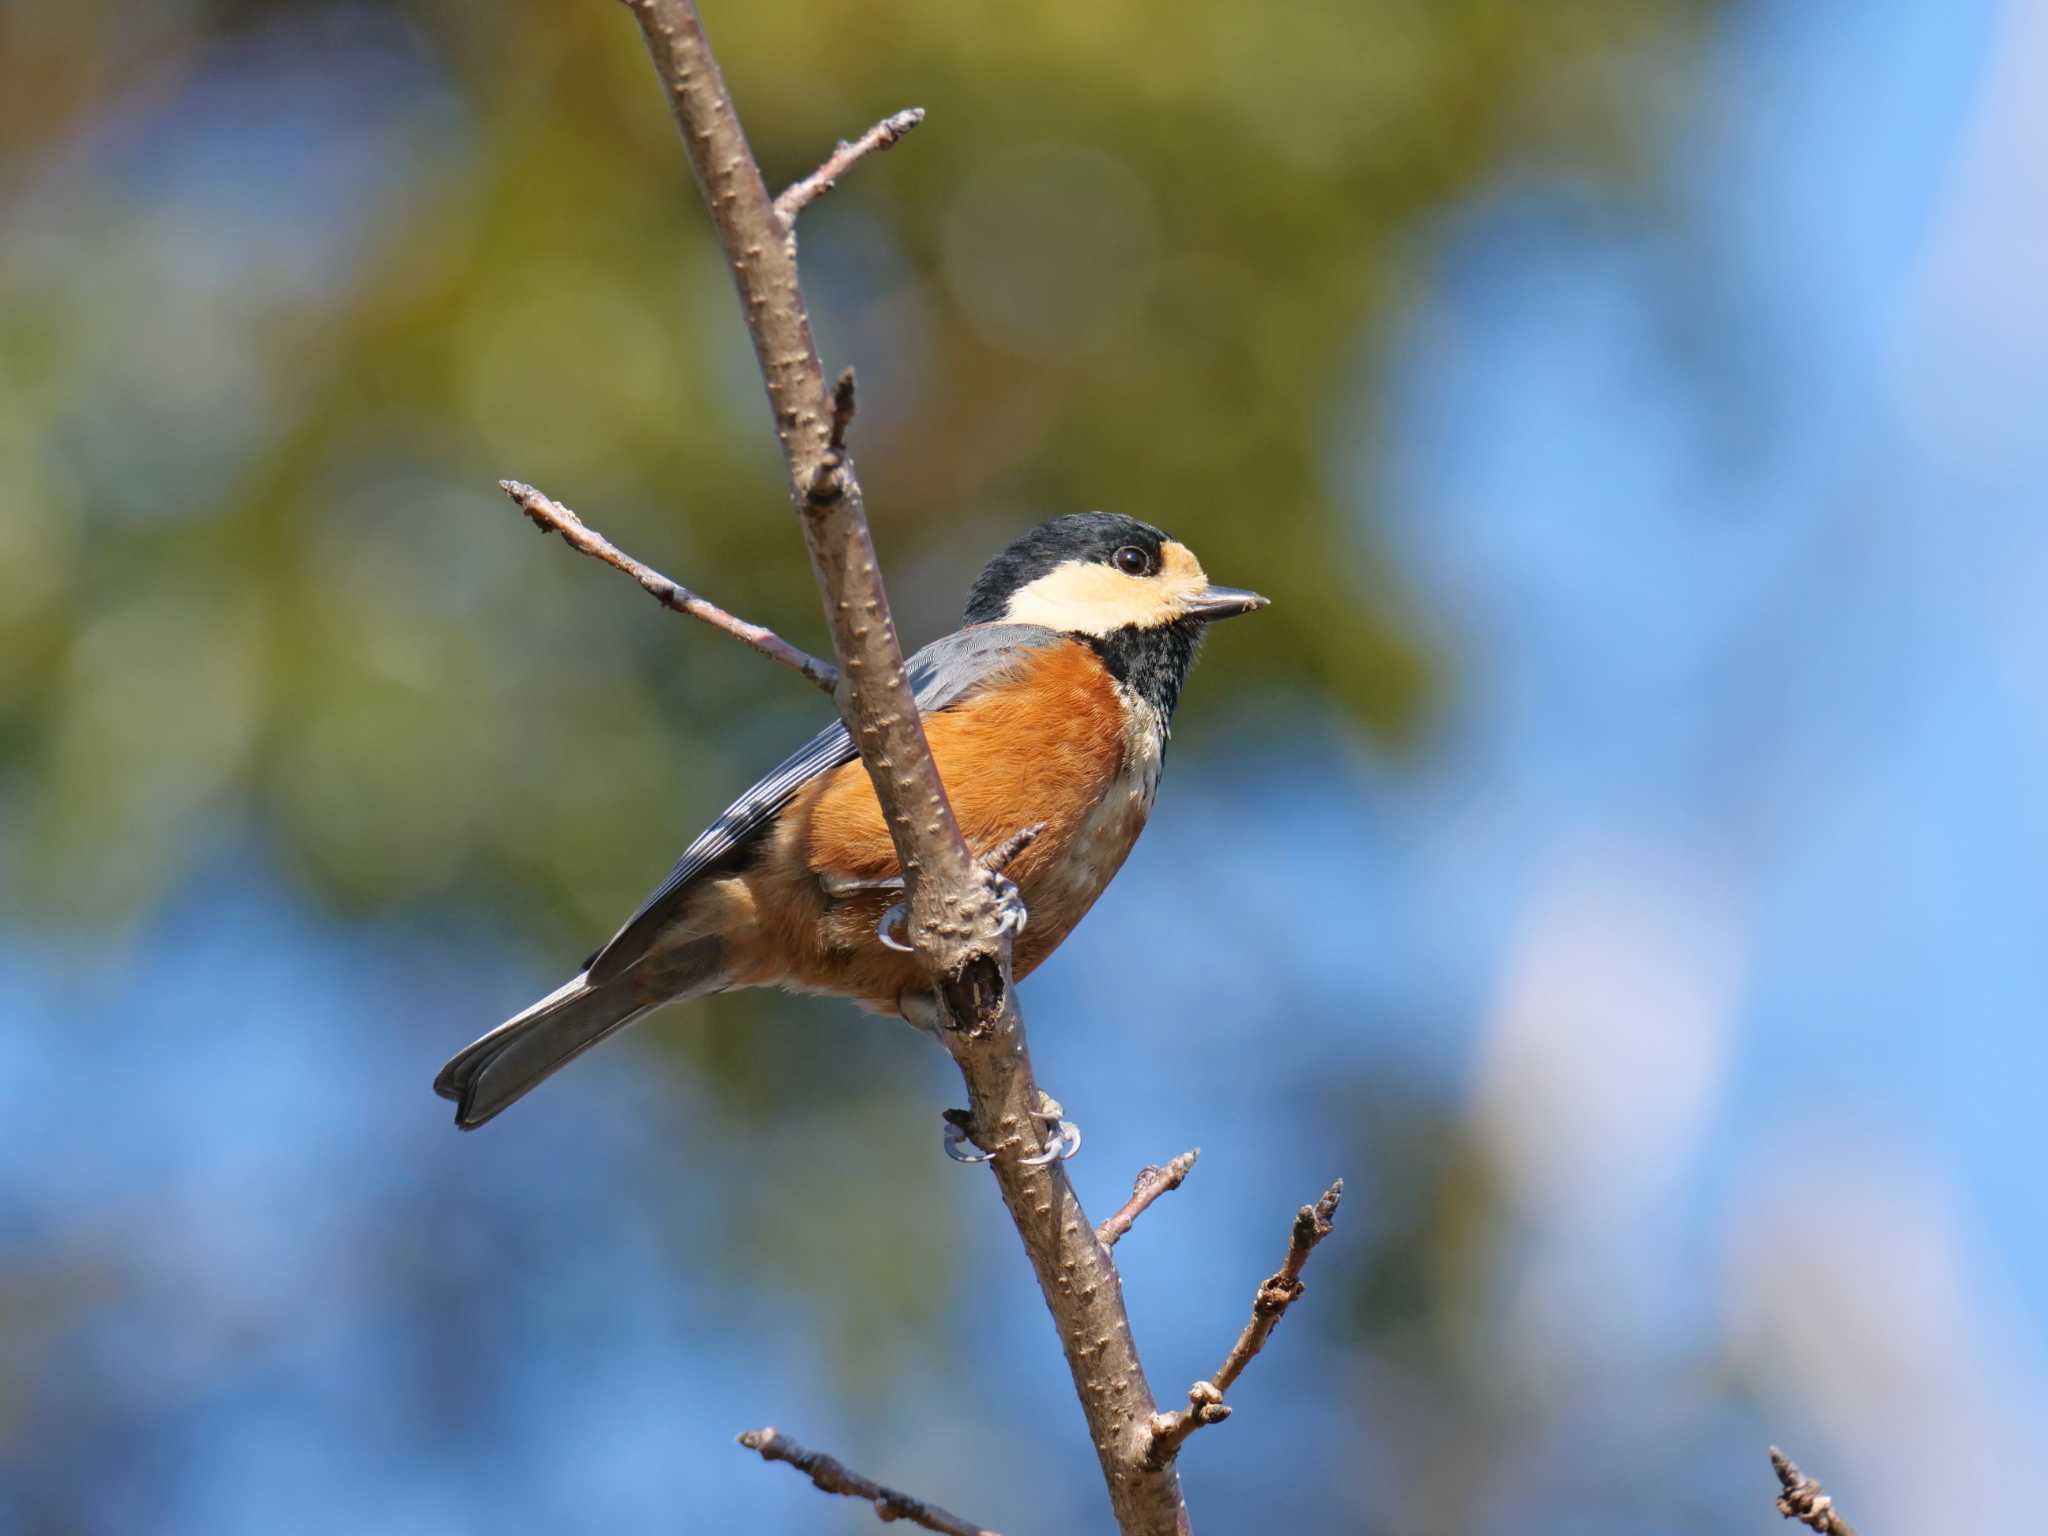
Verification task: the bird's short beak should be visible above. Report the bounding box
[1183,584,1270,622]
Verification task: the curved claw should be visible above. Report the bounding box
[989,874,1029,941]
[877,900,914,954]
[943,1118,994,1164]
[1020,1120,1084,1166]
[944,1114,1081,1166]
[880,874,1025,954]
[1059,1119,1083,1160]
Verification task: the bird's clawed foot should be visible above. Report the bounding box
[865,824,1039,957]
[824,872,919,954]
[986,869,1029,944]
[879,886,1021,954]
[976,823,1041,944]
[890,871,1027,954]
[941,1107,993,1163]
[1028,1114,1084,1165]
[1025,1092,1083,1165]
[940,1094,1082,1166]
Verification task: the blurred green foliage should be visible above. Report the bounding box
[1,0,1709,939]
[1,3,1751,1527]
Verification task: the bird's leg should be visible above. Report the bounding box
[976,823,1042,943]
[903,995,1006,1163]
[818,871,904,899]
[902,824,1073,1163]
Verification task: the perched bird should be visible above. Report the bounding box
[436,512,1266,1129]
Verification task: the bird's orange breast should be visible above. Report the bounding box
[716,638,1156,1011]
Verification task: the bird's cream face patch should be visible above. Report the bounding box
[1001,540,1210,635]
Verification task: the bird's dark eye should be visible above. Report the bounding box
[1113,545,1150,576]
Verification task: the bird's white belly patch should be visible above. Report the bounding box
[1037,694,1164,907]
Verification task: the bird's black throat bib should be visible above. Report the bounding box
[1080,618,1204,722]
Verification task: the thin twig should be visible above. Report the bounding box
[499,479,838,694]
[1770,1447,1860,1536]
[774,108,926,227]
[1098,1150,1200,1248]
[1146,1179,1343,1464]
[1211,1180,1343,1395]
[738,1427,1001,1536]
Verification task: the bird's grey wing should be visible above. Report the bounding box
[584,623,1062,983]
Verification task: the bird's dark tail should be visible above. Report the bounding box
[433,943,721,1129]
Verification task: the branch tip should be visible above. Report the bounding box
[775,106,928,227]
[1291,1178,1342,1253]
[1098,1148,1200,1248]
[738,1426,1001,1536]
[1770,1447,1859,1536]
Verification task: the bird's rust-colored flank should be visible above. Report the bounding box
[717,638,1139,1010]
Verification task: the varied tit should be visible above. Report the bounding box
[435,512,1267,1130]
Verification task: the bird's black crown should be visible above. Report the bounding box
[963,512,1170,625]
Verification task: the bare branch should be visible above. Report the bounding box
[1770,1447,1860,1536]
[616,5,1192,1530]
[1098,1150,1200,1249]
[774,108,926,227]
[620,0,996,965]
[738,1427,1001,1536]
[499,479,838,694]
[1147,1179,1343,1464]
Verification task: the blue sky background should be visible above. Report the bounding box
[5,0,2047,1532]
